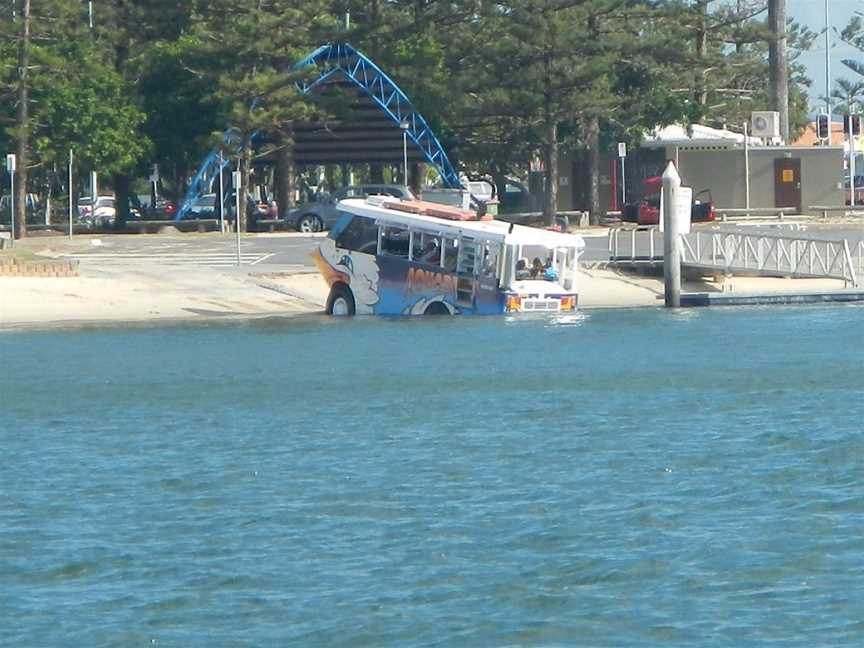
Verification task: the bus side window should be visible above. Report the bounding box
[443,237,458,272]
[335,215,379,254]
[481,243,499,277]
[381,225,410,258]
[412,232,442,266]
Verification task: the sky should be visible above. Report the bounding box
[789,0,861,111]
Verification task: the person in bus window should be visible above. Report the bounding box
[531,257,544,278]
[423,240,441,265]
[543,256,558,281]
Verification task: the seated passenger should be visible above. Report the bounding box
[530,257,544,278]
[516,258,529,279]
[421,240,441,265]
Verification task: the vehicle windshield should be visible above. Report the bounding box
[509,243,580,291]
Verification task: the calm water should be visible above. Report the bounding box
[1,307,863,647]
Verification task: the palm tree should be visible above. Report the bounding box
[830,78,864,115]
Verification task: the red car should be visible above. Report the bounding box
[622,176,715,225]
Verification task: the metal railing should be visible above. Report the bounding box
[607,226,860,287]
[856,240,864,276]
[680,229,859,287]
[608,225,662,263]
[809,205,864,219]
[714,207,798,221]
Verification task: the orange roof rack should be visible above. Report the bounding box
[381,199,492,221]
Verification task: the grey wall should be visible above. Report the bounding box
[667,146,844,212]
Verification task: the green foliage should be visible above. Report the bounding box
[31,44,149,174]
[0,0,823,202]
[137,37,224,178]
[192,0,338,142]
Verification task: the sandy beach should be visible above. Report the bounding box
[0,232,854,328]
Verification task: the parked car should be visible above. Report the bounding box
[498,179,533,213]
[196,192,266,223]
[287,184,415,232]
[622,176,716,225]
[78,195,142,228]
[0,193,41,223]
[133,193,177,219]
[78,196,116,227]
[187,193,216,218]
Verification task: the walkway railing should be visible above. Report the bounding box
[608,226,663,263]
[607,226,860,287]
[856,240,864,276]
[680,229,859,287]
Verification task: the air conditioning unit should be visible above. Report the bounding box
[751,111,780,138]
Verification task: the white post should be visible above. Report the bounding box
[825,0,832,146]
[403,131,408,185]
[218,151,225,233]
[662,161,682,307]
[68,149,73,239]
[233,170,242,266]
[9,165,14,248]
[617,142,627,209]
[621,157,626,208]
[744,121,751,210]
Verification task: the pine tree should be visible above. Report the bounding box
[189,0,338,230]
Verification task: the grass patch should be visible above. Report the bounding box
[0,247,39,262]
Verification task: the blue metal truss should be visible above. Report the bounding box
[295,43,462,190]
[177,42,461,221]
[176,129,243,221]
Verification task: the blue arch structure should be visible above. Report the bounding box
[177,42,461,221]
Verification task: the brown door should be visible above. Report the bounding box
[774,158,802,212]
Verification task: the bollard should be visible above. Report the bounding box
[662,161,681,307]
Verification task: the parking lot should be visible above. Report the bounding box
[20,220,864,272]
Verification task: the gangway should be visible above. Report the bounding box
[608,226,860,287]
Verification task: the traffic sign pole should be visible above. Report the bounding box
[6,154,16,246]
[233,170,242,266]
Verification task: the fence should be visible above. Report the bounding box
[680,228,859,287]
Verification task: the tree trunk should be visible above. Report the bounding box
[694,0,708,108]
[275,132,296,215]
[544,119,558,227]
[112,41,131,229]
[768,0,789,142]
[14,0,31,240]
[586,115,601,225]
[409,162,423,196]
[370,163,384,183]
[542,50,557,227]
[113,173,130,230]
[239,141,253,232]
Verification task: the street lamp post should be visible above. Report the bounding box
[218,151,225,233]
[400,121,409,187]
[825,0,832,145]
